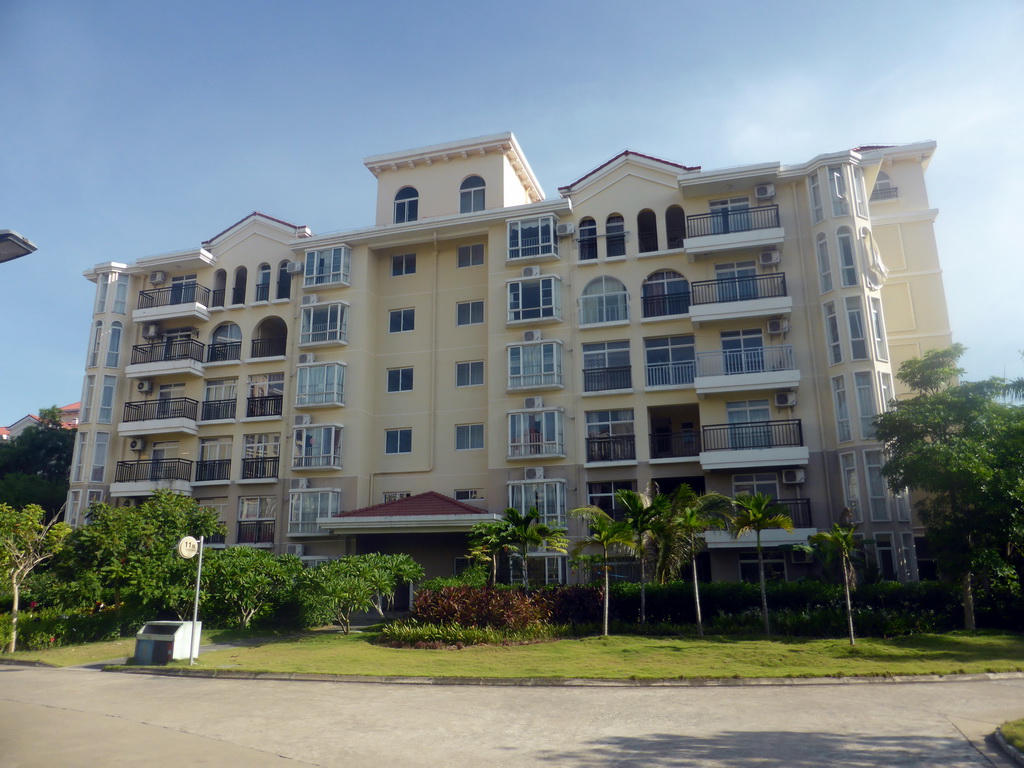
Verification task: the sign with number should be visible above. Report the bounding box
[177,536,199,559]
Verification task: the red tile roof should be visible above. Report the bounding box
[336,491,490,518]
[559,150,700,193]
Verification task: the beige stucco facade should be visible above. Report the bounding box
[68,133,952,583]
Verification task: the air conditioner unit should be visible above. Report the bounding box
[758,249,780,266]
[136,379,153,394]
[298,353,316,364]
[524,396,543,409]
[285,544,305,557]
[766,318,789,335]
[525,467,545,481]
[128,438,146,452]
[555,222,575,237]
[791,549,813,564]
[149,270,167,284]
[754,183,775,200]
[286,260,305,274]
[294,414,312,426]
[142,323,161,339]
[523,330,542,342]
[522,266,541,278]
[775,392,797,408]
[301,294,320,306]
[782,468,806,484]
[290,477,309,490]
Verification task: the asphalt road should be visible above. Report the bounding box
[1,665,1022,767]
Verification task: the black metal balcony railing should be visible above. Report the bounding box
[241,456,279,479]
[251,337,287,358]
[136,284,211,310]
[122,397,199,423]
[130,340,205,365]
[231,285,246,305]
[276,279,291,300]
[207,530,227,545]
[201,398,236,421]
[237,520,275,545]
[649,430,701,459]
[583,365,632,392]
[690,273,787,306]
[114,459,193,483]
[869,186,899,201]
[207,342,241,363]
[586,434,636,463]
[254,283,271,302]
[701,419,803,452]
[578,237,598,261]
[195,459,231,482]
[211,289,225,308]
[774,498,811,528]
[637,232,659,253]
[641,292,690,318]
[246,395,283,418]
[685,204,780,238]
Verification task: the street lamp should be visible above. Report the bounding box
[0,231,37,264]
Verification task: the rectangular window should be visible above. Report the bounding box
[293,425,343,468]
[304,246,351,287]
[81,375,95,423]
[457,300,484,326]
[507,216,558,260]
[644,335,695,387]
[583,340,630,392]
[455,489,481,501]
[845,296,867,360]
[91,432,109,483]
[458,243,484,268]
[95,274,109,313]
[816,235,832,293]
[389,308,415,333]
[828,165,848,216]
[289,490,340,534]
[838,229,858,287]
[869,297,888,361]
[901,531,916,578]
[391,253,416,276]
[98,375,117,424]
[808,171,824,223]
[382,491,411,503]
[855,371,876,439]
[508,276,560,322]
[105,322,122,368]
[385,428,412,454]
[387,367,414,393]
[203,378,237,420]
[112,274,129,314]
[840,452,860,522]
[244,433,280,459]
[874,532,897,580]
[73,432,87,483]
[587,480,635,520]
[239,496,277,519]
[585,409,635,462]
[67,489,82,528]
[852,166,868,217]
[879,372,894,411]
[864,449,889,521]
[455,423,484,450]
[508,481,566,528]
[824,302,842,364]
[296,363,345,406]
[300,303,348,344]
[456,361,484,387]
[832,376,852,442]
[508,341,562,389]
[508,410,564,457]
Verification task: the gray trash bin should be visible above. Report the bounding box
[133,621,201,665]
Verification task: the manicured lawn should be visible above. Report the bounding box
[0,629,247,668]
[1002,718,1024,752]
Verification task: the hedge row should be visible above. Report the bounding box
[411,586,602,630]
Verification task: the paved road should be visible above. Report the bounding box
[1,665,1022,767]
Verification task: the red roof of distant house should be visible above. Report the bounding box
[336,491,489,518]
[0,427,9,439]
[202,211,307,246]
[559,150,700,194]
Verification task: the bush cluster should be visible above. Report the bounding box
[412,586,549,630]
[378,619,557,648]
[1,607,130,650]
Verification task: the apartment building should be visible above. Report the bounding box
[67,132,951,583]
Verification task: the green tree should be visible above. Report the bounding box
[809,523,860,645]
[501,507,568,587]
[729,493,793,636]
[569,505,635,636]
[1,503,71,652]
[467,519,517,585]
[202,548,303,629]
[874,345,1024,630]
[0,405,76,517]
[615,488,670,625]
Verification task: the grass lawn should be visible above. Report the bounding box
[1002,718,1024,752]
[0,629,247,668]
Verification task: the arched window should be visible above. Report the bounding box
[460,175,485,213]
[605,215,625,258]
[871,170,897,201]
[212,269,227,307]
[578,218,597,261]
[276,260,291,300]
[816,233,832,293]
[637,209,658,253]
[580,276,629,325]
[394,186,419,223]
[88,321,103,367]
[232,266,248,305]
[105,321,123,368]
[665,205,686,249]
[642,270,689,318]
[209,323,242,362]
[255,264,271,302]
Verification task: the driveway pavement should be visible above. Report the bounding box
[1,665,1021,767]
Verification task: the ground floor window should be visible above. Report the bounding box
[739,551,786,583]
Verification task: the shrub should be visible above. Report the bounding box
[419,564,489,591]
[412,587,549,630]
[5,607,126,650]
[528,586,602,625]
[378,619,558,647]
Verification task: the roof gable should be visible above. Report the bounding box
[560,150,699,197]
[338,491,488,518]
[202,212,311,248]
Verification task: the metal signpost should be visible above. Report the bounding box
[176,535,204,665]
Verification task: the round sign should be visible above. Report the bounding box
[177,536,199,559]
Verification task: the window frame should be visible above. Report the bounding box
[455,423,484,450]
[296,363,346,406]
[508,409,564,457]
[387,367,414,393]
[391,253,416,277]
[293,424,343,469]
[394,187,419,224]
[456,300,484,326]
[459,175,485,214]
[507,341,563,389]
[389,307,415,333]
[456,360,484,387]
[457,243,484,268]
[304,247,352,288]
[507,216,558,260]
[300,302,349,345]
[385,427,413,455]
[507,275,561,322]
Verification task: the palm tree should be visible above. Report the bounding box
[729,493,793,636]
[569,505,635,636]
[502,507,568,587]
[654,485,733,638]
[810,523,860,645]
[615,488,670,625]
[467,519,516,585]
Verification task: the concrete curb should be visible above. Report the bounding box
[0,658,57,668]
[103,665,1024,688]
[996,728,1024,767]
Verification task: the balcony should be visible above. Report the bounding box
[869,186,899,202]
[508,439,564,459]
[125,340,205,378]
[694,344,800,394]
[133,284,212,324]
[585,435,636,464]
[118,397,199,437]
[251,337,287,358]
[254,283,271,302]
[201,398,236,421]
[293,454,342,470]
[237,520,275,546]
[688,274,792,327]
[507,368,563,391]
[649,430,701,460]
[207,342,241,363]
[195,459,231,483]
[775,498,812,528]
[704,498,814,549]
[645,360,695,388]
[699,419,809,470]
[246,395,283,419]
[583,365,632,393]
[240,456,279,481]
[109,459,193,497]
[684,205,784,254]
[211,289,225,308]
[641,293,690,319]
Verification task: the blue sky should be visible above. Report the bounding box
[2,0,1022,422]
